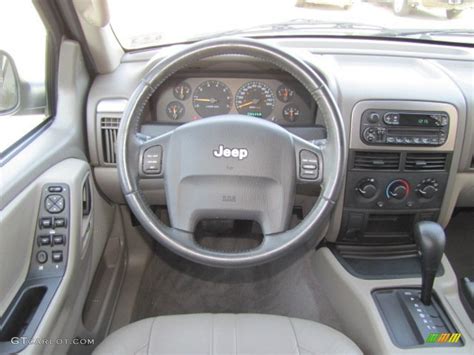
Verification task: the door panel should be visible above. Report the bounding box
[0,39,114,354]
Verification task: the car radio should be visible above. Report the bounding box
[360,109,449,146]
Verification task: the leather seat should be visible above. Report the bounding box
[94,314,362,355]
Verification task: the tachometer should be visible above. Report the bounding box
[235,81,275,118]
[192,80,232,118]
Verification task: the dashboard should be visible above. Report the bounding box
[153,75,317,126]
[88,38,474,246]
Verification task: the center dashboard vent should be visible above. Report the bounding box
[100,117,120,164]
[404,153,448,171]
[352,151,401,170]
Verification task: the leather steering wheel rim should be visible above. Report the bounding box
[117,37,346,268]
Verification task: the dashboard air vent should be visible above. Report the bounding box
[405,153,448,171]
[353,151,400,170]
[100,117,120,164]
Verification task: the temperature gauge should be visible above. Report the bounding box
[166,101,185,120]
[283,104,300,123]
[277,85,295,103]
[173,82,191,100]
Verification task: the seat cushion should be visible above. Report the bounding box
[93,313,362,355]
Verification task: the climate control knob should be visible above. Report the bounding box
[386,179,410,200]
[416,178,439,199]
[356,178,377,199]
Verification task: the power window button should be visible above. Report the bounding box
[52,251,63,263]
[52,235,65,246]
[54,218,67,228]
[38,235,51,246]
[40,217,53,229]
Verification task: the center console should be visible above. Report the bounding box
[330,100,467,351]
[338,101,457,245]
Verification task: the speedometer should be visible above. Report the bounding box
[235,81,275,119]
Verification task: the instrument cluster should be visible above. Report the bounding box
[153,76,317,126]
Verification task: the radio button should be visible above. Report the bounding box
[383,112,400,125]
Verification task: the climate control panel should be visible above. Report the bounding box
[348,173,447,210]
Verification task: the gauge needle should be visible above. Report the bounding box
[238,99,260,109]
[194,98,218,103]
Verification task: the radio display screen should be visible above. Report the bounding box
[399,113,438,127]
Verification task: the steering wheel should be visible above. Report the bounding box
[117,37,346,268]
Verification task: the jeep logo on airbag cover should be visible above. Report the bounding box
[213,145,248,160]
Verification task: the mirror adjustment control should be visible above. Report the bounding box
[45,194,65,213]
[36,250,48,264]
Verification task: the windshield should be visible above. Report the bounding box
[109,0,474,49]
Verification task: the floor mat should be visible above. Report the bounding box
[132,246,343,332]
[445,208,474,280]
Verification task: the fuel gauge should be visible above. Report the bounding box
[166,101,185,120]
[283,104,300,123]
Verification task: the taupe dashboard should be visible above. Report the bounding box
[87,38,474,235]
[152,74,316,126]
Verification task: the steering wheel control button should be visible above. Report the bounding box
[143,146,162,174]
[54,218,67,228]
[52,235,65,246]
[299,150,319,180]
[52,251,63,263]
[36,251,48,264]
[38,235,51,246]
[45,194,65,213]
[40,217,53,229]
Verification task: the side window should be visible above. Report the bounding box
[0,1,48,154]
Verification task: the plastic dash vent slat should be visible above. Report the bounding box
[405,153,448,171]
[353,152,400,170]
[100,117,120,164]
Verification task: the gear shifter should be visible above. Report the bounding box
[414,221,446,305]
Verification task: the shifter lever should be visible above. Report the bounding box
[414,221,446,305]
